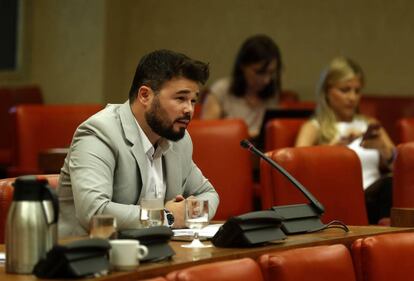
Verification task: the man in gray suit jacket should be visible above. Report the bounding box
[58,50,219,237]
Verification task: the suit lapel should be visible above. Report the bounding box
[119,101,149,201]
[164,147,182,200]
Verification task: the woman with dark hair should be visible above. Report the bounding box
[202,34,282,138]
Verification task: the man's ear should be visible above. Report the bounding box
[137,86,154,106]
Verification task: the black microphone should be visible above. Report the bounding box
[240,139,325,214]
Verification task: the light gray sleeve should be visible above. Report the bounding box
[68,129,141,230]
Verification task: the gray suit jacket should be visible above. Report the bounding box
[58,102,219,237]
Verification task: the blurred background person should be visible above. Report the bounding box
[202,34,282,139]
[295,57,396,224]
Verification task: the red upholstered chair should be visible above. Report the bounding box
[396,118,414,143]
[393,142,414,208]
[0,174,59,243]
[359,95,414,143]
[260,146,368,225]
[279,89,300,103]
[264,118,307,152]
[8,104,103,176]
[187,119,253,220]
[279,100,315,110]
[0,86,43,169]
[258,244,356,281]
[10,85,43,104]
[0,88,14,169]
[192,103,202,119]
[167,258,264,281]
[351,232,414,281]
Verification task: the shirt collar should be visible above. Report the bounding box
[135,119,171,159]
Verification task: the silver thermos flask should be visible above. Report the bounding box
[5,175,59,274]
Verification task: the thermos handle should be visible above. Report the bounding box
[43,184,59,225]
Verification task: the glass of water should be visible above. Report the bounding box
[89,214,117,239]
[140,198,164,227]
[182,198,211,248]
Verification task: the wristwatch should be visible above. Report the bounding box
[164,209,175,227]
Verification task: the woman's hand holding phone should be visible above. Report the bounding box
[360,122,396,167]
[361,123,381,141]
[360,123,382,149]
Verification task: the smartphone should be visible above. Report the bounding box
[361,123,381,141]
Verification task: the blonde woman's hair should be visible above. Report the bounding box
[315,57,365,143]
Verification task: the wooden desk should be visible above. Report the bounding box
[0,225,412,281]
[38,148,68,173]
[391,207,414,227]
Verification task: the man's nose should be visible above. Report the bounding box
[183,100,194,115]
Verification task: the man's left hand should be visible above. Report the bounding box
[165,195,195,228]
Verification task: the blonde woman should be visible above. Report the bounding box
[295,57,395,224]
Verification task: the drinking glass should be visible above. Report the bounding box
[181,198,211,248]
[89,214,117,239]
[140,198,164,227]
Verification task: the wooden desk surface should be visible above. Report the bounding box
[0,225,412,281]
[391,207,414,227]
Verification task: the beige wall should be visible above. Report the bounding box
[1,0,106,104]
[2,0,414,103]
[30,0,106,104]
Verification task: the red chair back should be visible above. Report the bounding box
[393,142,414,207]
[260,146,368,225]
[352,232,414,281]
[396,118,414,144]
[167,258,263,281]
[279,100,315,110]
[192,103,202,119]
[0,174,59,243]
[264,118,307,151]
[359,95,414,143]
[9,104,103,175]
[0,86,43,167]
[188,119,253,220]
[279,90,300,103]
[258,244,356,281]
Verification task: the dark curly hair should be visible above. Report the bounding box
[129,49,209,103]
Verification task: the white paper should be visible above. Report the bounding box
[0,252,5,263]
[173,224,222,238]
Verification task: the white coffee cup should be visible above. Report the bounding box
[109,240,149,271]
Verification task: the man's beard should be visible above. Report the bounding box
[145,97,190,142]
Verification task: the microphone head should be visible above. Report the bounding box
[240,139,251,149]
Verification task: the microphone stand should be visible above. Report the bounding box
[241,139,326,234]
